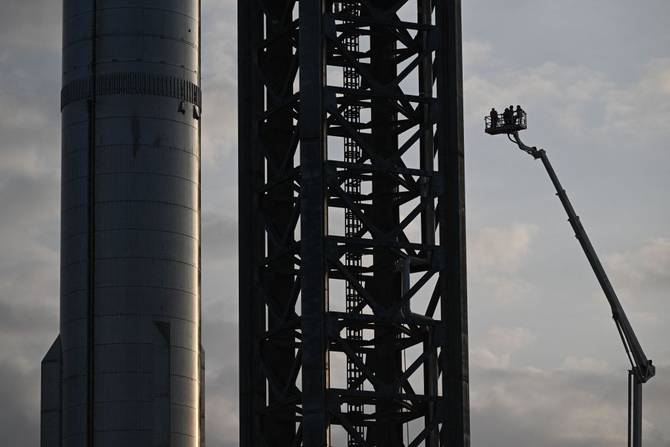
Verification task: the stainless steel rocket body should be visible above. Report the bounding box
[42,1,203,446]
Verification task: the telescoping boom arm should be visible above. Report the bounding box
[496,123,655,447]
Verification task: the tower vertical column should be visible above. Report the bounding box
[237,1,264,445]
[299,1,329,445]
[437,1,470,445]
[238,1,304,446]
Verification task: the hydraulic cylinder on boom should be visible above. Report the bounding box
[485,108,655,447]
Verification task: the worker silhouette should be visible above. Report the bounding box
[503,106,514,126]
[515,105,525,125]
[489,108,499,128]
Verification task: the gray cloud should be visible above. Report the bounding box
[200,318,239,447]
[471,364,670,447]
[203,213,238,262]
[201,0,238,166]
[0,0,60,51]
[0,33,60,443]
[462,0,670,84]
[0,359,40,447]
[607,238,670,291]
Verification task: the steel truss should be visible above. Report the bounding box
[239,1,468,446]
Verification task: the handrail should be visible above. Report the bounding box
[484,111,527,130]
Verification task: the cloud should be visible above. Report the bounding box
[486,326,535,351]
[0,0,60,52]
[201,0,238,165]
[0,172,59,447]
[468,224,537,305]
[0,62,60,178]
[463,40,494,71]
[560,356,611,375]
[201,321,239,447]
[601,59,670,139]
[201,212,238,326]
[472,362,670,447]
[471,326,535,369]
[205,366,240,447]
[0,359,40,447]
[600,237,670,334]
[203,213,238,262]
[607,238,670,289]
[469,224,538,273]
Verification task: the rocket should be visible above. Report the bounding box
[41,1,204,446]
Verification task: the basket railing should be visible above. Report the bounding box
[485,110,527,132]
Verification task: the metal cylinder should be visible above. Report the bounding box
[52,1,203,446]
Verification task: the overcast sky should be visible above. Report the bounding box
[0,1,668,446]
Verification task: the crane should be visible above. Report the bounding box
[485,107,656,447]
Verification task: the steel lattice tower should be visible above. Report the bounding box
[239,1,469,446]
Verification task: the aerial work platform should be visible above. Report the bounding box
[485,106,655,447]
[485,108,527,135]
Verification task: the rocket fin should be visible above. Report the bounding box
[200,344,205,447]
[41,336,62,447]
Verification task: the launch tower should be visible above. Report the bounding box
[238,1,469,445]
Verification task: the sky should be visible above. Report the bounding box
[0,1,669,446]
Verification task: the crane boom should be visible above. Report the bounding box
[509,131,655,447]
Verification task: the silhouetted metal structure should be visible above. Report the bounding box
[41,1,205,446]
[239,1,469,446]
